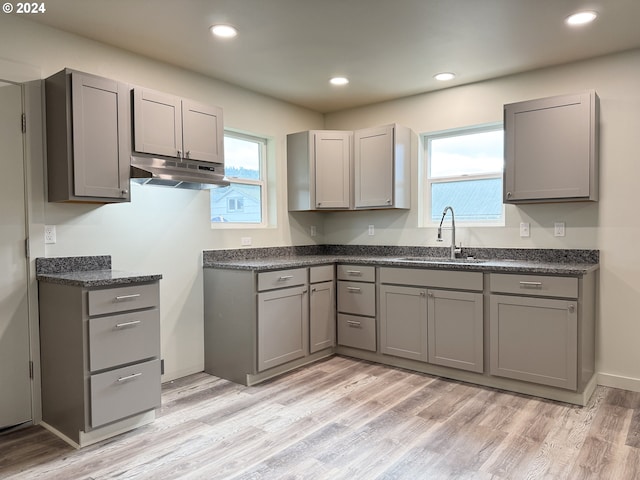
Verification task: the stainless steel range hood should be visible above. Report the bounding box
[130,156,230,190]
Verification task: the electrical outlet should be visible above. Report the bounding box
[519,222,530,238]
[44,225,56,244]
[310,225,317,237]
[241,236,252,246]
[368,225,375,236]
[554,222,566,237]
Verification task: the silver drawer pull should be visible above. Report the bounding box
[347,287,361,292]
[115,320,142,328]
[115,294,141,302]
[347,320,362,327]
[117,372,142,383]
[278,275,294,281]
[519,281,543,288]
[346,270,362,276]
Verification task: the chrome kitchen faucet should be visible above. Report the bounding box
[437,206,461,259]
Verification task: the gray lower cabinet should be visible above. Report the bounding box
[38,281,161,447]
[379,285,428,362]
[309,265,336,353]
[378,267,484,373]
[337,265,376,352]
[427,289,483,373]
[45,68,131,203]
[489,272,596,391]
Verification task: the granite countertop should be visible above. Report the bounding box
[36,255,162,287]
[203,245,599,276]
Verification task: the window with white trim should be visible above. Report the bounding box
[210,132,267,225]
[424,124,504,225]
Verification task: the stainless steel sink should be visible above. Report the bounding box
[394,257,488,264]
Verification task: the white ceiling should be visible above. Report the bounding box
[27,0,640,113]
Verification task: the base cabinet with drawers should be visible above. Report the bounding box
[489,272,595,391]
[38,281,161,447]
[336,265,377,352]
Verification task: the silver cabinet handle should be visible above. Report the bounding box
[519,281,542,287]
[115,320,142,328]
[568,304,575,313]
[347,320,361,327]
[177,149,182,158]
[347,287,361,292]
[506,192,512,198]
[117,372,142,383]
[185,150,190,159]
[115,294,141,301]
[386,199,391,204]
[278,275,294,281]
[311,287,317,292]
[121,189,129,196]
[346,270,362,275]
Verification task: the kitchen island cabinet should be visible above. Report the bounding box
[45,69,131,203]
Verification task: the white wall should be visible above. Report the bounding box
[0,15,325,381]
[324,49,640,390]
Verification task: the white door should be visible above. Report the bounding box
[0,82,32,429]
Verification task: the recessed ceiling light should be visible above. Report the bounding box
[330,76,349,86]
[210,24,238,38]
[434,72,456,81]
[565,10,598,26]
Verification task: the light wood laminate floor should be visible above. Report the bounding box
[2,356,640,479]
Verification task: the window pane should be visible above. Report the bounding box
[224,136,261,180]
[431,178,503,222]
[430,130,503,178]
[211,184,262,223]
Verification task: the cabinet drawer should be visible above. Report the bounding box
[337,265,375,282]
[310,265,334,284]
[88,283,159,316]
[337,281,376,316]
[490,273,578,299]
[88,309,160,372]
[90,359,161,428]
[337,314,376,352]
[258,268,307,291]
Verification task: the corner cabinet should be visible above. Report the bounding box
[504,90,599,203]
[38,281,161,448]
[287,130,352,210]
[45,69,131,203]
[133,87,224,164]
[286,124,413,211]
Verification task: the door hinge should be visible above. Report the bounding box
[21,113,26,133]
[29,361,34,379]
[25,238,30,258]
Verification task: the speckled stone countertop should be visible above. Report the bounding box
[203,245,599,276]
[36,255,163,287]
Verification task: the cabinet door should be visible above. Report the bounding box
[428,290,483,373]
[133,88,182,158]
[182,100,224,164]
[310,281,335,353]
[258,286,309,371]
[504,91,597,202]
[314,131,351,209]
[490,294,577,390]
[380,285,428,362]
[71,72,130,199]
[354,125,394,208]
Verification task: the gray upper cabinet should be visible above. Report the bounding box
[287,130,352,210]
[133,88,224,164]
[354,124,411,209]
[45,69,131,203]
[287,124,413,211]
[503,90,599,203]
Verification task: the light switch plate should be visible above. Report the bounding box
[554,222,566,237]
[368,225,375,236]
[310,225,317,237]
[241,236,252,246]
[519,222,530,238]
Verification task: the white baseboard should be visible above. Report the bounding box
[598,373,640,393]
